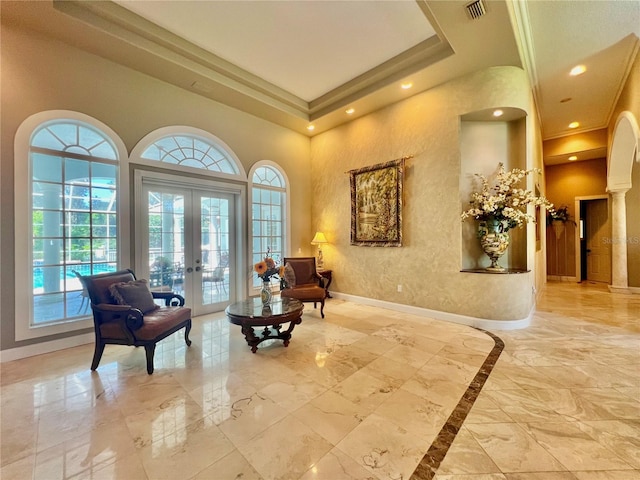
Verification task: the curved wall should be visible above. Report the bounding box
[310,66,537,322]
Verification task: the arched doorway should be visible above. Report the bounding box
[607,111,639,292]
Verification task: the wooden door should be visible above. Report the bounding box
[585,199,611,283]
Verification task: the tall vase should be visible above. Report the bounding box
[478,219,510,272]
[260,280,272,305]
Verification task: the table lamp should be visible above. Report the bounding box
[311,231,328,269]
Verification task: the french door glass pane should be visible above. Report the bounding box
[148,192,185,292]
[201,196,229,305]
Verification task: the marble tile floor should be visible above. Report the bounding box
[1,281,638,480]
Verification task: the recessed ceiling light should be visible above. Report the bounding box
[569,121,580,129]
[570,65,586,76]
[307,125,315,131]
[401,82,413,90]
[345,108,355,115]
[493,109,504,117]
[568,155,578,161]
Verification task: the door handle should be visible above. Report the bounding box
[186,267,193,273]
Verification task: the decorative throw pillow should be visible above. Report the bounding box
[283,263,296,288]
[109,279,159,314]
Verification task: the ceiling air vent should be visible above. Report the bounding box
[466,0,487,20]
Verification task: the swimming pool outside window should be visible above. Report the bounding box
[30,121,119,325]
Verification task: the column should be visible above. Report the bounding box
[609,189,629,292]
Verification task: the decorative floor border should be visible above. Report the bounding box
[410,329,505,479]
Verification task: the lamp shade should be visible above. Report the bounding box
[311,232,328,245]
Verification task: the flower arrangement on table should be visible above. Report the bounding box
[253,249,286,305]
[461,162,554,231]
[253,253,285,283]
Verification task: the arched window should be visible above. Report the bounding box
[249,162,289,289]
[131,127,246,181]
[15,112,126,340]
[141,134,238,173]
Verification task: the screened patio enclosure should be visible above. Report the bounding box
[30,121,119,326]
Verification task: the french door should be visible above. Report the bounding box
[138,181,236,316]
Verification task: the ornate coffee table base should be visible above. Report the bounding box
[226,297,305,353]
[240,318,302,353]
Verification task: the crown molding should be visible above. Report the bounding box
[52,0,453,134]
[506,0,541,125]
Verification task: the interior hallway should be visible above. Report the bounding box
[1,282,638,479]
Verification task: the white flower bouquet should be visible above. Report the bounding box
[461,163,553,231]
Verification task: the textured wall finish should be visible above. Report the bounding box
[311,66,536,321]
[627,162,640,287]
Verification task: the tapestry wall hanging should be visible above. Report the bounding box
[349,157,406,247]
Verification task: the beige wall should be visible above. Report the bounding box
[610,51,640,287]
[310,66,539,321]
[530,100,548,297]
[544,159,608,277]
[0,24,312,350]
[628,162,640,287]
[544,129,607,158]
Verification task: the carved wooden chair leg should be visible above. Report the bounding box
[91,341,106,371]
[144,344,156,375]
[184,321,192,346]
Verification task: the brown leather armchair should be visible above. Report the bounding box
[280,257,326,318]
[81,269,192,374]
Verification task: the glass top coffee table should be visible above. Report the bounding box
[225,297,304,353]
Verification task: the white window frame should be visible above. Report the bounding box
[130,126,246,181]
[131,126,249,299]
[248,161,290,291]
[14,111,129,341]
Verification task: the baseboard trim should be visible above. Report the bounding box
[0,333,94,363]
[547,275,579,282]
[609,285,640,295]
[330,292,533,330]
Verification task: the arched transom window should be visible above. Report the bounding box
[140,134,239,174]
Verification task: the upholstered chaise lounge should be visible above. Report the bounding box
[82,269,192,374]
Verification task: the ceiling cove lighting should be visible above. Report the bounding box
[569,155,578,161]
[307,125,315,131]
[345,108,355,115]
[493,109,504,117]
[570,65,587,76]
[401,82,413,90]
[569,121,580,129]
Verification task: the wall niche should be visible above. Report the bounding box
[459,108,528,272]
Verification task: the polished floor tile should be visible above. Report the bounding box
[1,281,639,479]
